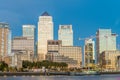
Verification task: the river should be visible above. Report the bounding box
[0,74,120,80]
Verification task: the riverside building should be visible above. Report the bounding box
[38,12,53,61]
[46,40,82,68]
[12,37,34,61]
[84,39,95,67]
[96,29,117,63]
[101,50,120,71]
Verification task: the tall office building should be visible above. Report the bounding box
[0,22,11,60]
[22,25,35,54]
[84,39,95,67]
[22,25,35,39]
[96,29,117,63]
[38,12,53,60]
[58,25,73,46]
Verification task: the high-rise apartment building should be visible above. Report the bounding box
[22,25,35,39]
[96,29,117,63]
[58,25,73,46]
[0,22,11,60]
[38,12,53,60]
[84,39,95,67]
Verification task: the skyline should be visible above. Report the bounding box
[0,0,120,47]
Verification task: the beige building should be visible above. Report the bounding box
[12,37,34,53]
[4,56,12,66]
[11,50,34,68]
[46,40,82,67]
[12,37,34,61]
[84,39,95,67]
[38,12,53,60]
[59,46,82,67]
[0,22,11,61]
[101,50,120,71]
[47,40,62,54]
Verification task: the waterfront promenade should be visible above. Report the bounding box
[0,71,120,76]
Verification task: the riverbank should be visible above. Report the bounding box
[0,72,69,76]
[0,71,120,76]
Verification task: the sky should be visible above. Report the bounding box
[0,0,120,49]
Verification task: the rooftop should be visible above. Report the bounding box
[41,11,50,16]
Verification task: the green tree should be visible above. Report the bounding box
[0,61,8,72]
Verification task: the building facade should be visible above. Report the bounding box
[12,37,34,51]
[101,50,120,71]
[0,22,11,61]
[38,12,53,60]
[84,39,95,67]
[22,25,35,38]
[12,37,34,56]
[47,40,62,54]
[59,46,82,67]
[96,29,117,63]
[46,40,82,68]
[22,25,35,55]
[58,25,73,46]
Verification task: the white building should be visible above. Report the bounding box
[96,29,117,63]
[58,25,73,46]
[38,12,53,60]
[22,25,35,39]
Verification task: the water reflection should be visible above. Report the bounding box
[0,75,120,80]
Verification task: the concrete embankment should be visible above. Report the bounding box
[100,71,120,74]
[1,71,120,76]
[0,72,70,76]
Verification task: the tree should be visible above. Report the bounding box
[0,61,8,72]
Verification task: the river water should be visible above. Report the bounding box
[0,74,120,80]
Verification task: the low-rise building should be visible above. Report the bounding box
[4,56,12,66]
[12,37,34,61]
[59,46,82,67]
[46,40,82,68]
[101,50,120,71]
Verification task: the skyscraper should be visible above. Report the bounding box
[96,29,117,63]
[58,25,73,46]
[84,39,95,67]
[22,25,35,39]
[0,22,11,60]
[38,12,53,60]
